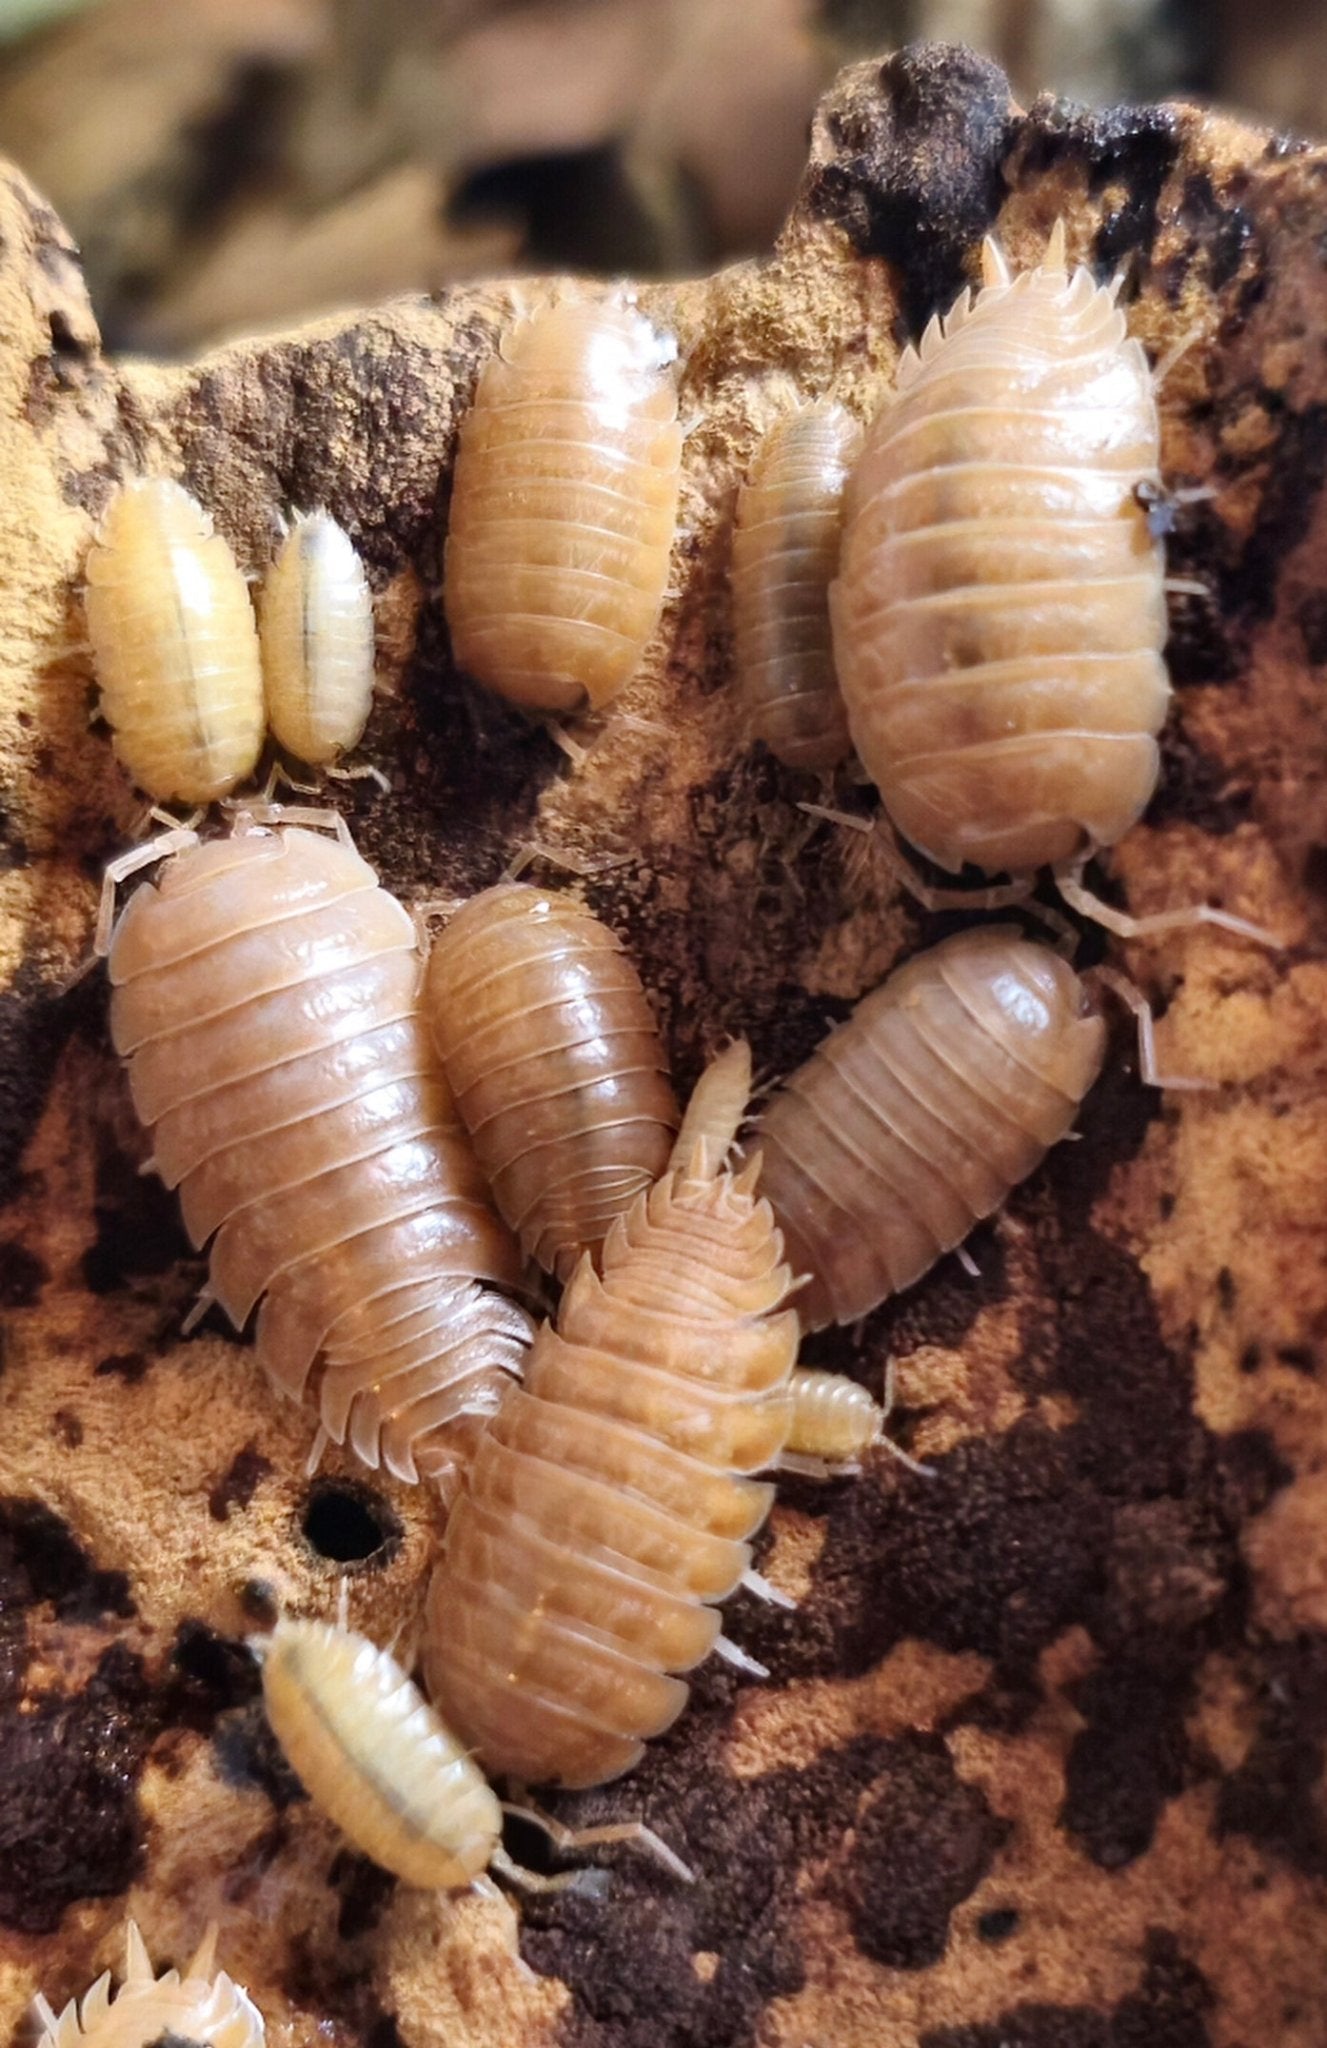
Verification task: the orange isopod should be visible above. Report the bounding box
[107,822,531,1489]
[425,882,680,1280]
[730,400,862,770]
[831,226,1170,877]
[444,299,683,714]
[85,478,266,807]
[421,1042,800,1790]
[259,511,375,769]
[754,925,1107,1329]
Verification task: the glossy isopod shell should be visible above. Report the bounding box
[425,883,680,1279]
[260,512,375,767]
[755,926,1107,1329]
[730,401,862,770]
[33,1921,264,2048]
[85,479,265,806]
[260,1614,502,1889]
[422,1045,799,1790]
[831,231,1169,875]
[444,299,683,713]
[107,826,530,1488]
[785,1367,881,1461]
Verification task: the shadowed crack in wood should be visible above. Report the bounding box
[0,38,1326,2048]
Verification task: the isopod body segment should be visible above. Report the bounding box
[730,401,862,770]
[831,230,1170,876]
[422,1043,800,1789]
[107,824,531,1488]
[425,882,680,1279]
[259,1614,502,1889]
[84,479,266,806]
[755,926,1107,1329]
[33,1922,264,2048]
[260,512,375,767]
[444,299,683,713]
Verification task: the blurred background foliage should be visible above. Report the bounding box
[0,0,1314,355]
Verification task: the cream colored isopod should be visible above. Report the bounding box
[85,479,266,806]
[259,512,375,769]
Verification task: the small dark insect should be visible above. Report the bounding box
[444,297,683,713]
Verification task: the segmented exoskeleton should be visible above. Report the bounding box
[425,882,680,1279]
[260,511,375,770]
[421,1043,799,1789]
[755,926,1107,1329]
[444,298,683,713]
[33,1922,264,2048]
[107,820,531,1489]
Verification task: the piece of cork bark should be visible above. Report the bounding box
[1,40,1325,2048]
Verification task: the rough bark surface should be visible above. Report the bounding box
[2,40,1326,2048]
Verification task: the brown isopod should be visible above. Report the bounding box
[444,298,683,714]
[33,1922,264,2048]
[257,1608,690,1892]
[106,818,531,1491]
[730,399,862,770]
[425,882,680,1280]
[754,925,1107,1330]
[259,511,375,770]
[85,478,266,807]
[421,1041,800,1791]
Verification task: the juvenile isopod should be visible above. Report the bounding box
[422,1042,800,1790]
[106,819,531,1490]
[444,299,683,714]
[832,224,1170,878]
[730,400,862,770]
[257,1611,690,1888]
[754,925,1107,1329]
[33,1921,264,2048]
[425,882,680,1279]
[85,479,266,807]
[259,511,375,770]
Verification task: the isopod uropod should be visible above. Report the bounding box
[33,1921,264,2048]
[425,882,681,1279]
[259,511,375,769]
[85,478,266,807]
[106,821,531,1490]
[444,299,683,714]
[257,1612,692,1888]
[831,226,1170,878]
[730,400,862,770]
[754,925,1107,1330]
[422,1042,800,1790]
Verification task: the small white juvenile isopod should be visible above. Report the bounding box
[257,1611,691,1890]
[85,479,266,807]
[33,1921,264,2048]
[259,512,376,771]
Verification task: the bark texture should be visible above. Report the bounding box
[1,40,1326,2048]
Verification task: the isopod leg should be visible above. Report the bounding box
[1054,859,1283,950]
[96,825,201,955]
[327,760,392,794]
[1087,964,1213,1095]
[229,802,355,848]
[489,1845,610,1898]
[499,1800,695,1884]
[874,1357,938,1480]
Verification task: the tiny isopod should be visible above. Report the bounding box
[754,925,1107,1329]
[831,226,1170,878]
[425,882,680,1279]
[257,1611,691,1889]
[85,479,266,807]
[33,1921,264,2048]
[422,1041,800,1790]
[730,400,862,770]
[444,299,683,714]
[259,512,375,770]
[106,819,531,1490]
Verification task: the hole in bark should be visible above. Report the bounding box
[301,1479,401,1567]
